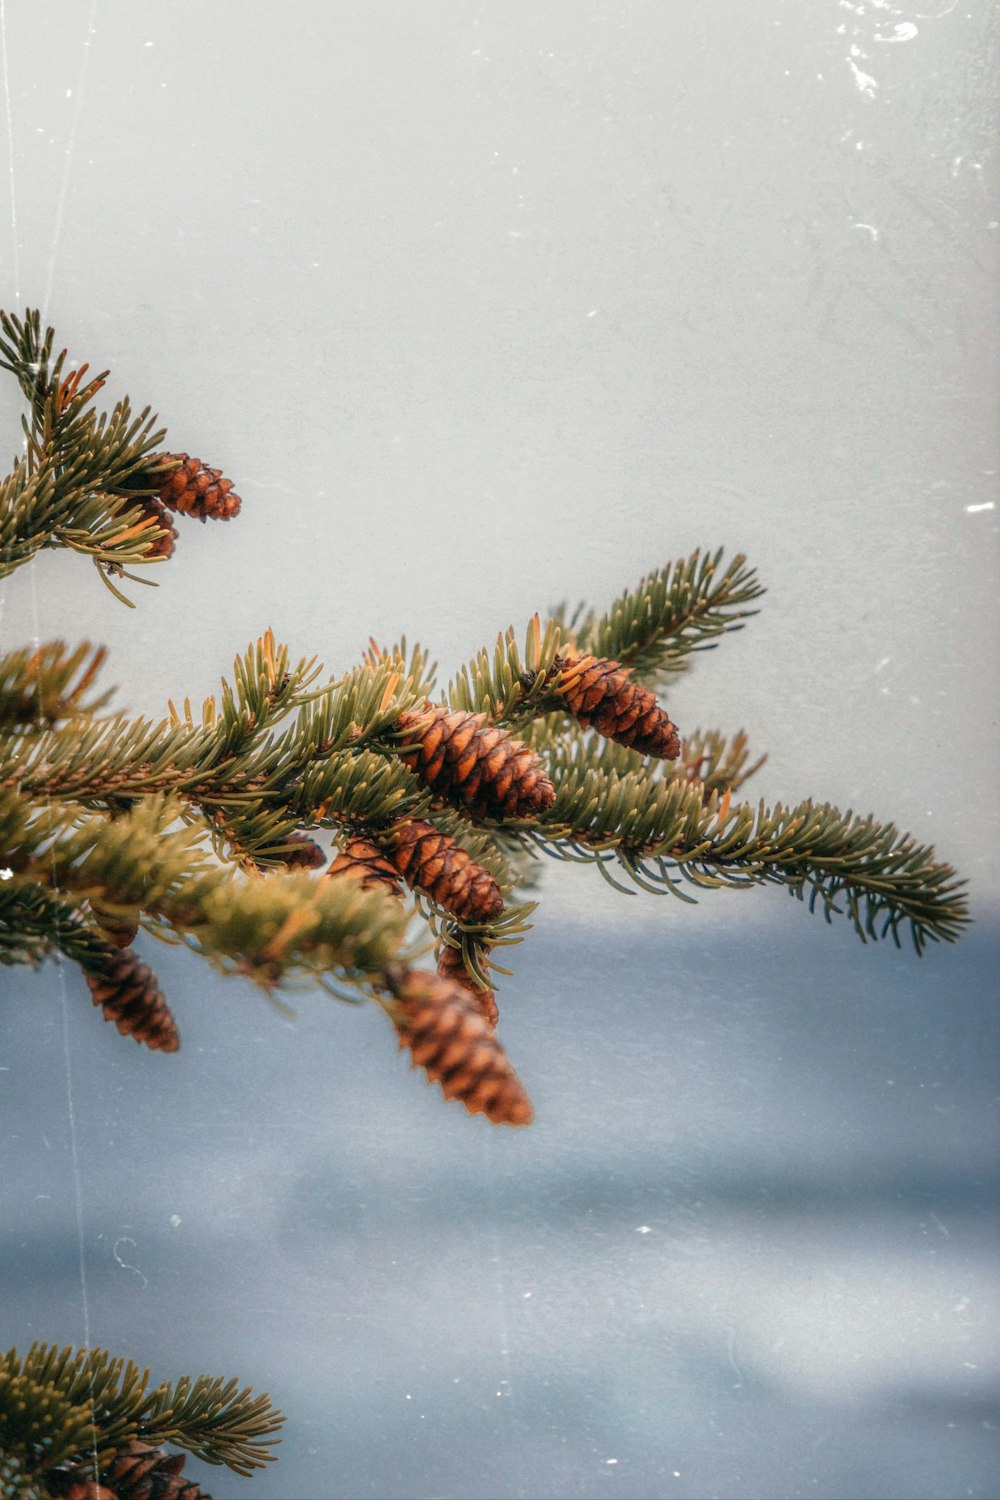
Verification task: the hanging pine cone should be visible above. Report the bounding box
[395,704,554,821]
[271,832,327,870]
[89,895,141,949]
[101,1439,209,1500]
[327,833,404,897]
[553,654,681,759]
[154,453,241,522]
[384,819,503,922]
[436,940,499,1028]
[46,1480,117,1500]
[130,495,177,559]
[84,949,180,1053]
[388,968,533,1126]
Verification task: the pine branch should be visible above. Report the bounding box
[0,643,112,728]
[522,748,968,952]
[0,881,112,971]
[2,312,970,1135]
[0,311,175,596]
[558,547,765,680]
[0,1342,283,1495]
[674,726,767,800]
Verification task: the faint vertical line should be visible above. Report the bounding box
[29,561,100,1480]
[40,0,100,319]
[0,0,20,300]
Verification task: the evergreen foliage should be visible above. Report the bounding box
[0,1342,282,1498]
[0,312,971,1488]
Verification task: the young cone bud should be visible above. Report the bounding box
[436,940,499,1029]
[554,654,680,759]
[155,453,242,522]
[84,949,179,1053]
[395,705,554,820]
[385,819,503,922]
[389,969,532,1126]
[327,834,404,897]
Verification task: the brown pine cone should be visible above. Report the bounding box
[436,940,499,1029]
[554,654,681,759]
[384,819,503,922]
[84,949,180,1053]
[327,833,404,897]
[271,832,326,869]
[155,453,241,522]
[46,1480,117,1500]
[130,495,177,559]
[388,968,532,1126]
[101,1440,208,1500]
[395,705,554,821]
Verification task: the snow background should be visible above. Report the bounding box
[1,4,997,1497]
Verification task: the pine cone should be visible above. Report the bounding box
[89,896,141,949]
[327,833,404,897]
[388,968,533,1125]
[130,495,177,559]
[395,705,554,821]
[103,1439,209,1500]
[271,832,326,870]
[84,949,180,1053]
[385,819,503,922]
[554,654,680,759]
[47,1480,117,1500]
[436,940,499,1028]
[154,453,241,522]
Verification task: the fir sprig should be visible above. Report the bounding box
[560,547,765,681]
[0,643,112,729]
[0,1342,283,1494]
[520,747,967,952]
[0,312,971,1118]
[0,309,166,592]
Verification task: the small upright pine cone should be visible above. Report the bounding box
[385,819,503,923]
[155,453,241,522]
[396,705,554,821]
[554,654,681,759]
[271,832,327,869]
[327,833,404,897]
[388,968,533,1126]
[436,940,499,1029]
[103,1439,209,1500]
[131,495,177,559]
[84,949,180,1053]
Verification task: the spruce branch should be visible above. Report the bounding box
[1,313,970,1130]
[0,1342,283,1497]
[520,747,967,952]
[675,726,767,801]
[0,642,112,728]
[554,547,764,681]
